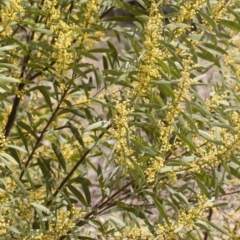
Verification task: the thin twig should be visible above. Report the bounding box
[58,180,133,240]
[19,86,70,180]
[46,123,112,207]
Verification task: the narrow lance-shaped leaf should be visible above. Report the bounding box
[52,144,67,172]
[68,122,85,148]
[68,184,88,207]
[219,19,240,32]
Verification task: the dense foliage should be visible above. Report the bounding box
[1,0,240,239]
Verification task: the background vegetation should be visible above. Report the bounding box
[0,0,240,239]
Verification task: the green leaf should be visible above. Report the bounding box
[152,197,169,223]
[203,43,228,55]
[7,144,27,153]
[77,237,96,240]
[198,129,223,145]
[57,108,86,118]
[212,202,228,208]
[8,148,20,165]
[32,28,53,35]
[228,161,240,179]
[199,11,218,32]
[1,152,19,165]
[181,112,199,133]
[176,133,197,152]
[0,156,14,171]
[11,174,27,194]
[195,175,211,198]
[17,121,37,139]
[155,58,170,75]
[82,181,91,206]
[182,38,198,63]
[107,41,118,55]
[195,220,210,231]
[68,122,85,148]
[0,45,18,51]
[89,48,113,53]
[219,19,240,32]
[102,55,108,70]
[135,15,149,23]
[173,192,190,207]
[78,50,98,61]
[227,7,240,24]
[166,23,190,29]
[69,65,87,81]
[31,202,52,215]
[0,75,20,83]
[6,226,22,235]
[16,126,29,153]
[207,221,228,235]
[5,37,29,53]
[94,68,103,90]
[70,176,91,198]
[38,86,53,111]
[130,159,145,184]
[158,84,175,99]
[212,168,218,199]
[209,121,235,131]
[197,46,221,68]
[68,184,88,207]
[0,63,19,70]
[37,158,52,180]
[84,121,110,132]
[52,144,66,172]
[206,0,213,15]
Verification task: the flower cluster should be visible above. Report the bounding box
[158,194,212,238]
[29,188,46,204]
[158,58,195,153]
[0,0,23,37]
[78,0,102,28]
[51,20,76,85]
[178,0,205,22]
[145,156,165,183]
[20,207,84,240]
[167,0,205,37]
[111,100,135,167]
[205,91,228,111]
[0,132,8,152]
[43,0,60,25]
[132,0,163,97]
[15,89,25,99]
[212,0,229,21]
[15,201,35,222]
[0,174,84,239]
[48,209,75,237]
[187,109,240,173]
[121,224,154,239]
[224,32,240,89]
[77,0,103,49]
[0,214,8,235]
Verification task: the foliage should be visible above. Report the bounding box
[1,0,240,239]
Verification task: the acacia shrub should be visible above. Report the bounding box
[0,0,240,239]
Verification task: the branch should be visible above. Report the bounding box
[58,180,133,240]
[3,0,45,138]
[46,123,112,206]
[19,86,70,180]
[204,164,221,240]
